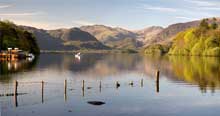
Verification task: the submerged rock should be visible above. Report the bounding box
[0,93,27,97]
[87,87,92,89]
[87,101,106,106]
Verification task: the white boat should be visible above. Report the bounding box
[75,52,81,59]
[27,53,35,61]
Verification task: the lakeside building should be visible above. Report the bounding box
[0,48,31,61]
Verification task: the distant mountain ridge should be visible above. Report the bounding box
[18,17,220,51]
[149,18,220,46]
[135,26,164,46]
[21,26,109,51]
[80,25,140,49]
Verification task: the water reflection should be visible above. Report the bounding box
[0,57,38,81]
[1,54,220,116]
[1,53,220,93]
[167,56,220,93]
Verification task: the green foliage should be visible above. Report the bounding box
[121,49,138,53]
[211,22,218,29]
[199,19,209,30]
[145,44,169,55]
[211,17,218,29]
[0,21,40,54]
[191,40,205,55]
[168,18,220,56]
[168,56,220,92]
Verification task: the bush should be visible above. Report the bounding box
[205,47,220,56]
[169,26,220,56]
[0,21,40,54]
[191,41,205,55]
[145,44,169,55]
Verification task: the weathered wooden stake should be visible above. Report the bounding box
[41,80,44,103]
[129,81,134,87]
[82,80,85,90]
[14,80,18,107]
[156,70,160,82]
[64,80,67,101]
[82,80,85,97]
[14,80,18,96]
[99,81,102,93]
[156,70,160,93]
[141,79,144,87]
[116,81,120,89]
[64,80,67,94]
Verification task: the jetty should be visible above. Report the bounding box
[0,48,33,61]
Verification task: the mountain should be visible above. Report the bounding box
[21,26,109,51]
[168,19,220,56]
[145,18,220,56]
[135,26,164,46]
[147,17,220,46]
[16,17,220,52]
[80,25,141,49]
[0,21,39,54]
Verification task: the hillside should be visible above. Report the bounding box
[147,18,220,46]
[80,25,141,49]
[0,20,39,54]
[135,26,163,46]
[145,18,220,56]
[21,26,109,51]
[169,19,220,56]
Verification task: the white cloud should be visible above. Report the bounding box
[175,16,194,20]
[184,0,220,11]
[0,12,44,16]
[199,7,220,11]
[185,0,217,7]
[11,19,73,30]
[143,5,177,12]
[72,20,96,26]
[0,4,12,9]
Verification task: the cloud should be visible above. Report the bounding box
[185,0,216,7]
[72,20,96,26]
[175,16,193,20]
[175,16,199,21]
[0,12,44,16]
[199,7,220,11]
[10,19,73,30]
[184,0,220,10]
[142,5,177,12]
[0,4,12,9]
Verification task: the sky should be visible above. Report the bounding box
[0,0,219,30]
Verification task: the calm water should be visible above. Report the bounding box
[1,53,220,116]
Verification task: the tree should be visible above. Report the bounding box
[211,17,218,29]
[213,17,217,21]
[199,19,209,30]
[211,22,218,29]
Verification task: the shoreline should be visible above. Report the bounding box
[40,49,139,54]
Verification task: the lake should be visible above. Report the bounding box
[1,53,220,116]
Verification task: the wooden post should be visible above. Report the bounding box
[99,81,102,93]
[156,70,160,82]
[41,80,44,103]
[129,81,134,87]
[82,80,85,90]
[82,80,85,97]
[14,80,18,96]
[141,79,143,87]
[14,80,18,107]
[64,80,67,101]
[116,81,120,89]
[64,80,67,94]
[156,70,160,93]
